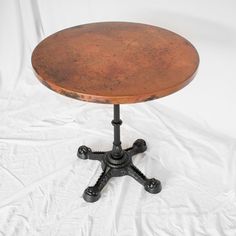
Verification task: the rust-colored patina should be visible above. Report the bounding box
[31,22,199,104]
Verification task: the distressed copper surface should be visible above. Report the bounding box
[31,22,199,104]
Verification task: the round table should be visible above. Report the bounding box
[32,22,199,202]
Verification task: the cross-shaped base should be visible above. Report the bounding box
[78,139,162,202]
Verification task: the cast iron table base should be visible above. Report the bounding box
[77,105,162,202]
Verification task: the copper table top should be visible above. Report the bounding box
[32,22,199,104]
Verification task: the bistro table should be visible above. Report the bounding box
[31,22,199,202]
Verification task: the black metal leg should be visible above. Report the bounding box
[77,145,104,161]
[83,167,112,202]
[78,104,162,202]
[127,164,147,185]
[127,164,162,194]
[125,139,147,156]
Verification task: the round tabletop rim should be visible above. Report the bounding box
[31,21,200,104]
[33,67,199,104]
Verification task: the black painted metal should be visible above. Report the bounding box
[111,104,123,158]
[77,104,162,202]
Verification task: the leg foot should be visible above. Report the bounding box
[133,139,147,153]
[77,145,91,159]
[144,178,162,194]
[83,186,101,202]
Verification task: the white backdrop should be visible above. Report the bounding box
[0,0,236,235]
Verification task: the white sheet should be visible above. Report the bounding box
[0,0,236,235]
